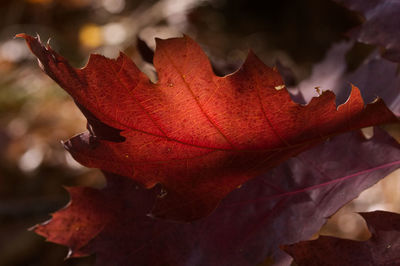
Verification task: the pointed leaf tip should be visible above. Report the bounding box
[20,34,399,221]
[15,33,27,39]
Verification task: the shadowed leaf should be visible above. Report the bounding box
[335,0,400,63]
[282,210,400,266]
[35,129,400,265]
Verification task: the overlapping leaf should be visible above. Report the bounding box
[282,210,400,266]
[339,52,400,116]
[34,129,400,266]
[334,0,400,63]
[296,42,400,115]
[18,33,398,221]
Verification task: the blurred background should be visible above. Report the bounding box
[0,0,398,265]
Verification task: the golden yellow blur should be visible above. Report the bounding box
[79,24,103,48]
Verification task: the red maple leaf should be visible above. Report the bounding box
[17,33,398,221]
[282,210,400,266]
[34,129,400,265]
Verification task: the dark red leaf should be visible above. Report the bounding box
[34,128,400,265]
[282,210,400,266]
[17,33,398,221]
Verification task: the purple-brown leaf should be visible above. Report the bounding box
[335,0,400,62]
[282,210,400,266]
[34,129,400,266]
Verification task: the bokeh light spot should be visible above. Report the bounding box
[79,24,103,48]
[19,146,44,173]
[103,23,127,45]
[0,40,30,62]
[101,0,125,14]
